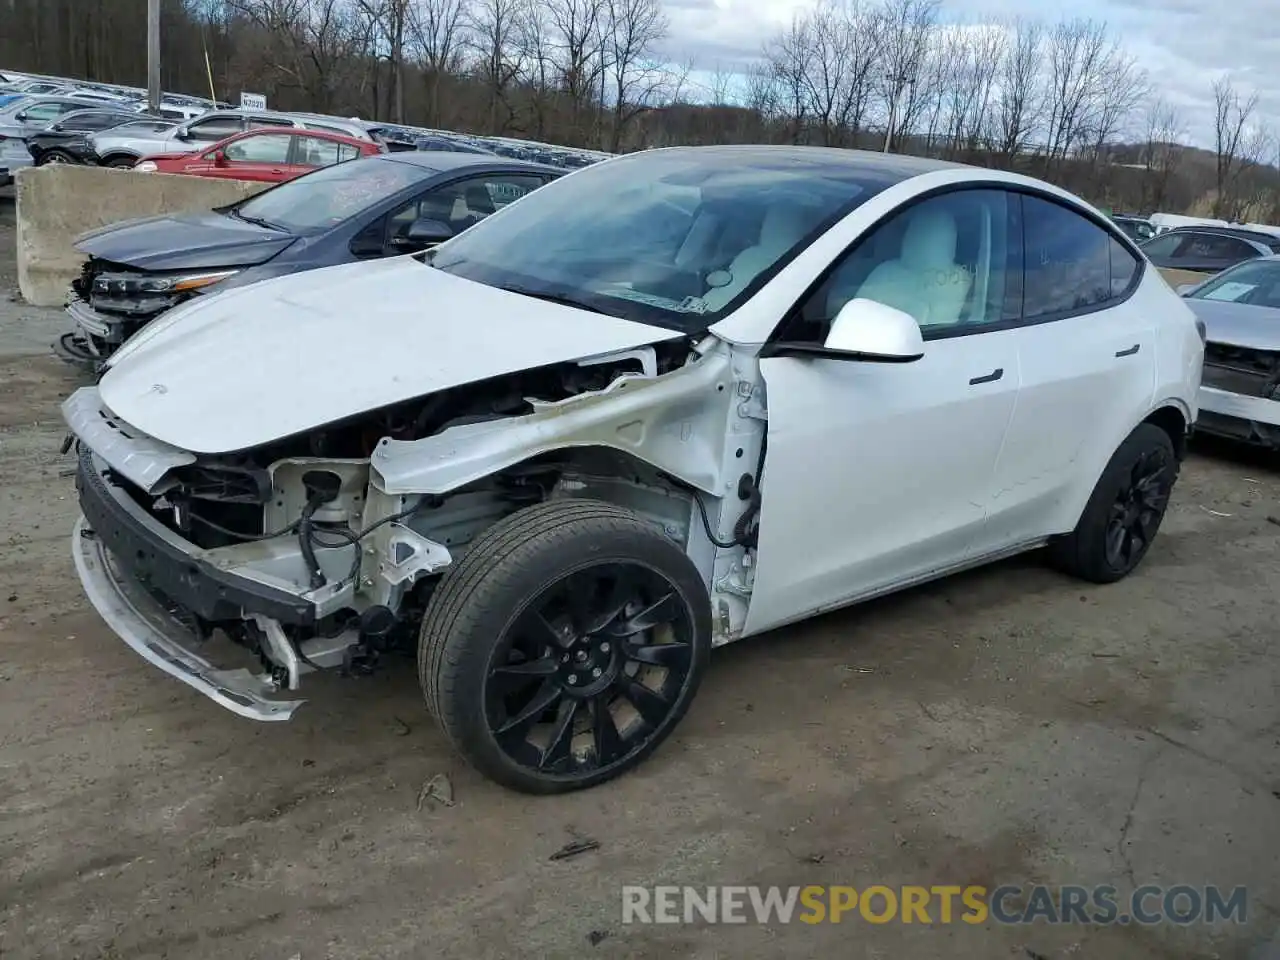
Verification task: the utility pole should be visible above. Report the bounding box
[147,0,161,114]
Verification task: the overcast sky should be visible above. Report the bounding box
[661,0,1280,150]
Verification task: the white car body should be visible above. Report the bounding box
[63,147,1203,790]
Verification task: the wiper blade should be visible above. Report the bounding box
[229,208,282,231]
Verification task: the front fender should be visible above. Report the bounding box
[370,349,737,497]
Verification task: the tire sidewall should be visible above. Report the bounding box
[1085,423,1177,579]
[436,513,711,793]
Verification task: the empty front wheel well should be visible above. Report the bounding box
[1143,405,1188,460]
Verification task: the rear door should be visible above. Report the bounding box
[980,194,1155,550]
[288,134,358,179]
[219,132,294,181]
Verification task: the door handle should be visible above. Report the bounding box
[1115,344,1140,357]
[969,368,1003,385]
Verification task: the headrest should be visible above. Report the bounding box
[901,207,958,270]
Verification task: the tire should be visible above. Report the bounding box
[418,498,712,794]
[103,155,136,169]
[38,149,74,165]
[1049,422,1178,583]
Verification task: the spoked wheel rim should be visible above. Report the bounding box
[1104,448,1173,572]
[484,561,696,781]
[44,153,66,164]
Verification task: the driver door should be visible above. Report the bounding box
[743,188,1024,636]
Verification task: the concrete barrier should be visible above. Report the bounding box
[15,165,272,307]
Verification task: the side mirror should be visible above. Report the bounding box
[399,217,453,249]
[822,298,925,361]
[14,111,26,121]
[1175,283,1197,296]
[212,149,228,166]
[175,126,191,140]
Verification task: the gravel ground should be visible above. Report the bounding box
[0,189,1277,960]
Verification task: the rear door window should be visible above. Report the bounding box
[1022,195,1136,317]
[224,133,293,164]
[294,135,344,168]
[186,115,243,141]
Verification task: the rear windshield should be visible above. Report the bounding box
[233,156,428,233]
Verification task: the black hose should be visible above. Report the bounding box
[298,498,327,590]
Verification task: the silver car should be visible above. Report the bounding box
[1180,256,1280,446]
[0,95,93,184]
[88,108,378,168]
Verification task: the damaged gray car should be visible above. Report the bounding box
[1180,256,1280,447]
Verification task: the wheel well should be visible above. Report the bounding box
[1143,405,1188,460]
[100,152,138,166]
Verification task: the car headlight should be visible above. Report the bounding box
[95,269,239,296]
[134,160,157,172]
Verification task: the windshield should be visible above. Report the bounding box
[233,156,429,233]
[1188,259,1280,308]
[429,149,877,330]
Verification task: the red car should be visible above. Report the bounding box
[132,127,381,183]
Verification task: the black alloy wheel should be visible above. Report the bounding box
[1049,422,1179,583]
[419,499,711,794]
[485,561,696,778]
[1103,448,1173,572]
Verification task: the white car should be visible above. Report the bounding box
[62,146,1203,794]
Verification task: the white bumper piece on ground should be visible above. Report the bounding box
[71,516,305,721]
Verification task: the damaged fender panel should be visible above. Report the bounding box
[371,349,738,497]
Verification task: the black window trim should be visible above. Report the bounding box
[761,179,1146,359]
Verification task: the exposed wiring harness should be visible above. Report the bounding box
[186,495,426,590]
[689,436,767,550]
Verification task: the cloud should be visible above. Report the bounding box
[657,0,1280,148]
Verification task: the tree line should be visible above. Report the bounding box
[2,0,1277,219]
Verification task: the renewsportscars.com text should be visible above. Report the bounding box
[621,884,1248,926]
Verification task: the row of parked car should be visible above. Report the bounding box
[56,139,1278,797]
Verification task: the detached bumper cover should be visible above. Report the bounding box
[72,516,303,721]
[75,444,316,626]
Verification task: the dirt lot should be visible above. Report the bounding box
[0,189,1277,960]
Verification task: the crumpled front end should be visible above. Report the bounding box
[64,385,451,720]
[1198,340,1280,446]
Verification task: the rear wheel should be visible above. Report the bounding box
[102,155,136,169]
[1049,423,1178,583]
[419,499,711,794]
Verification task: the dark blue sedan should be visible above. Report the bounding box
[56,151,562,367]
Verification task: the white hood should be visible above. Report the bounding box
[99,256,683,454]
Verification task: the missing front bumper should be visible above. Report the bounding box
[71,516,305,721]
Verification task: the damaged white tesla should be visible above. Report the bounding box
[63,146,1203,793]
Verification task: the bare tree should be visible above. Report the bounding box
[705,60,735,106]
[469,0,524,132]
[226,0,359,114]
[1042,17,1110,168]
[602,0,668,151]
[547,0,608,144]
[1212,76,1262,220]
[408,0,470,126]
[799,0,852,146]
[763,12,814,143]
[875,0,939,151]
[1084,48,1147,167]
[994,17,1042,162]
[1140,98,1183,212]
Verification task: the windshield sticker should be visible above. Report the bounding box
[601,287,709,314]
[1202,281,1257,302]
